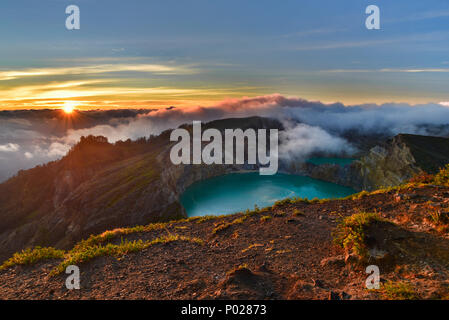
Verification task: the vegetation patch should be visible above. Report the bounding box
[244,206,262,217]
[260,215,272,222]
[0,247,65,270]
[211,215,250,235]
[259,206,271,213]
[273,211,286,217]
[227,263,249,275]
[433,164,449,186]
[73,223,167,251]
[272,198,294,208]
[242,243,264,253]
[429,209,449,226]
[293,209,305,216]
[380,281,420,300]
[51,234,203,276]
[332,212,389,259]
[344,190,370,200]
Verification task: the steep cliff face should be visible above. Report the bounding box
[284,134,449,191]
[157,116,281,196]
[356,134,449,191]
[0,134,185,261]
[0,117,281,261]
[356,142,420,191]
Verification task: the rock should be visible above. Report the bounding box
[357,135,425,191]
[328,291,341,300]
[219,267,277,300]
[328,290,351,300]
[368,247,389,260]
[340,291,352,300]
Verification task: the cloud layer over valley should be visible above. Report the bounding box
[2,94,449,181]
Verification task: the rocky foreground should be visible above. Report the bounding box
[1,182,449,300]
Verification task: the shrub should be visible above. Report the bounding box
[259,206,271,213]
[433,164,449,186]
[332,212,387,259]
[260,215,272,222]
[381,281,419,300]
[429,209,449,226]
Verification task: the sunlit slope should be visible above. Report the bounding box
[0,133,183,261]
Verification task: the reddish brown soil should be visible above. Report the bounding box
[1,185,449,300]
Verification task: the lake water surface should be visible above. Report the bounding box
[181,172,355,217]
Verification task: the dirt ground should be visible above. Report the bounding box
[1,185,449,300]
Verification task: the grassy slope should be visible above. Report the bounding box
[1,177,449,300]
[0,133,184,261]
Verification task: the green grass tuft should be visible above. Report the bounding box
[380,281,420,300]
[429,209,449,226]
[332,212,388,259]
[211,215,249,235]
[0,247,65,270]
[433,164,449,186]
[51,234,203,276]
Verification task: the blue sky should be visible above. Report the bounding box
[1,0,449,109]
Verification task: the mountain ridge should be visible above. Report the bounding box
[1,117,449,263]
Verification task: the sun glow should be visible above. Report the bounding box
[62,101,77,114]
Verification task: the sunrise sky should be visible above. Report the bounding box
[1,0,449,110]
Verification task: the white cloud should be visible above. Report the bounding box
[280,123,356,161]
[0,63,196,81]
[24,152,33,159]
[0,143,20,152]
[2,94,449,181]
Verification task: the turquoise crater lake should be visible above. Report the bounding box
[180,172,356,217]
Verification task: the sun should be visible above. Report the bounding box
[62,101,77,114]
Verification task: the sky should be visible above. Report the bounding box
[1,0,449,109]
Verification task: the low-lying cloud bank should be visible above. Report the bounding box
[1,94,449,181]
